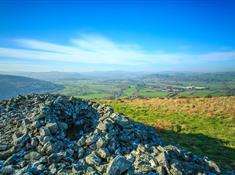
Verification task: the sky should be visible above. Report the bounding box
[0,0,235,72]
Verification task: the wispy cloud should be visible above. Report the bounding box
[0,34,235,70]
[3,34,155,65]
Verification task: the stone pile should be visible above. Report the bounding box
[0,94,226,174]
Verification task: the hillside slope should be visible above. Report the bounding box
[99,97,235,169]
[0,74,63,99]
[0,94,227,174]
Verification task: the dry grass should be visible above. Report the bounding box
[117,96,235,118]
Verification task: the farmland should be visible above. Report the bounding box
[56,72,235,99]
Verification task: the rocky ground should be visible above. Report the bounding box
[0,94,232,174]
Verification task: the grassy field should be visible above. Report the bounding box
[138,89,169,98]
[98,97,235,169]
[56,80,117,99]
[55,72,235,99]
[57,79,235,99]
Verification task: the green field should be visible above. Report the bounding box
[56,80,116,99]
[98,97,235,169]
[56,73,235,99]
[138,89,168,98]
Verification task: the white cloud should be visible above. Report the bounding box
[7,35,154,65]
[199,51,235,61]
[0,34,235,68]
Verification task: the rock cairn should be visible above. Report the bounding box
[0,94,225,174]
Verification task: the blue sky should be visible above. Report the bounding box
[0,0,235,72]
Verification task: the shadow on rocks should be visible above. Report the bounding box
[156,128,235,171]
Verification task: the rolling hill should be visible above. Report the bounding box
[0,74,63,100]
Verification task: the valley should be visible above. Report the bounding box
[56,72,235,99]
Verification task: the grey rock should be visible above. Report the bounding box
[107,141,117,154]
[86,166,99,175]
[170,163,183,175]
[21,118,30,127]
[1,165,15,175]
[96,137,108,148]
[156,166,167,175]
[77,147,85,159]
[85,152,102,166]
[24,151,41,160]
[97,119,113,131]
[207,160,221,173]
[31,137,39,147]
[4,154,17,166]
[58,122,68,131]
[46,122,58,134]
[0,160,3,169]
[32,120,41,128]
[38,156,48,163]
[0,144,8,151]
[49,163,57,174]
[86,134,99,145]
[0,148,15,160]
[126,154,135,163]
[97,148,109,159]
[14,167,28,175]
[72,165,83,174]
[106,155,131,175]
[12,133,29,146]
[112,113,129,126]
[149,159,157,168]
[42,136,52,143]
[53,96,64,105]
[34,113,45,120]
[66,148,74,156]
[89,143,97,150]
[156,152,169,168]
[77,136,86,147]
[96,164,108,174]
[39,127,51,137]
[37,164,45,171]
[137,144,146,153]
[41,142,54,154]
[48,152,64,163]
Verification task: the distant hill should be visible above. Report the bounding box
[146,72,235,82]
[0,71,148,81]
[0,71,84,81]
[0,74,63,100]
